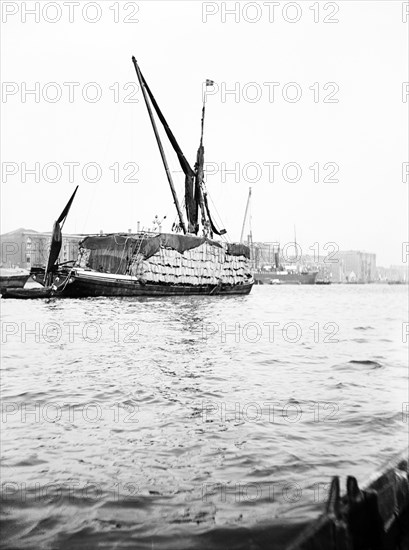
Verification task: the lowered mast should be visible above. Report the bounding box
[132,57,187,234]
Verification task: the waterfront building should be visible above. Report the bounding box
[377,264,409,283]
[0,228,82,269]
[247,244,377,283]
[337,251,377,283]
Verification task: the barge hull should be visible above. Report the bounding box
[60,271,253,297]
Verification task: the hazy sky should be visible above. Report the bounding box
[1,0,407,266]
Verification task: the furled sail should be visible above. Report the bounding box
[194,139,205,225]
[193,104,226,237]
[44,186,78,285]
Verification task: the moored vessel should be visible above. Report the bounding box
[57,58,253,298]
[2,59,253,299]
[252,244,319,285]
[1,287,55,299]
[240,189,317,286]
[1,187,79,299]
[0,268,30,293]
[59,231,252,297]
[254,269,318,285]
[254,237,318,285]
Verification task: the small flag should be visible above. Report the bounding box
[206,79,215,86]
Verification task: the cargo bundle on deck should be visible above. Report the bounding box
[56,232,252,297]
[79,233,251,286]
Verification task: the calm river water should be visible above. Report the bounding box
[1,285,407,549]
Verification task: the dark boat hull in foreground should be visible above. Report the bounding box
[289,450,409,550]
[59,269,253,297]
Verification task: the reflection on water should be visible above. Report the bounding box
[1,285,407,549]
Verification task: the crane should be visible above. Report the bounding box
[240,187,252,244]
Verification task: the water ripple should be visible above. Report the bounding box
[0,285,407,549]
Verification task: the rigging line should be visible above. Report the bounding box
[147,121,185,232]
[114,235,133,274]
[125,231,150,275]
[55,269,74,293]
[207,194,229,242]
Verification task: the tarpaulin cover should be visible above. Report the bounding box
[227,243,251,259]
[80,233,250,275]
[80,235,136,275]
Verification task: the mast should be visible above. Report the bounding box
[132,57,187,234]
[198,80,226,237]
[240,187,252,243]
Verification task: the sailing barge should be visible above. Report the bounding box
[3,58,253,299]
[59,232,253,297]
[58,58,253,298]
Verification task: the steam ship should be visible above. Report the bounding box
[253,245,318,285]
[240,189,318,285]
[254,267,318,285]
